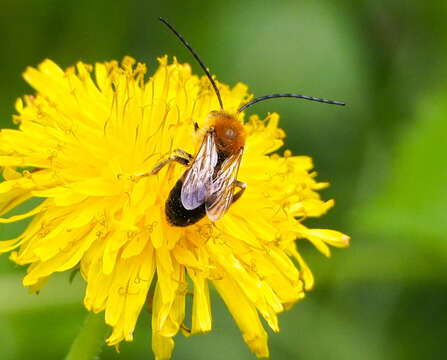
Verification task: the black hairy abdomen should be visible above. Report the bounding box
[165,178,206,227]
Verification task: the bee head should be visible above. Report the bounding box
[207,111,246,155]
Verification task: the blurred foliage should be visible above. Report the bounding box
[0,0,446,359]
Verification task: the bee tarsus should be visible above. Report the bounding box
[232,180,246,203]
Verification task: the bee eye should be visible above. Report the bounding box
[225,128,236,138]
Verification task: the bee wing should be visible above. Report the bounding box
[205,148,243,222]
[181,130,218,210]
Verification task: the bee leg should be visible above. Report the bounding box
[232,181,246,203]
[137,149,193,177]
[173,148,194,163]
[194,121,200,132]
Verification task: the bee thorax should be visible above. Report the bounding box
[210,112,246,155]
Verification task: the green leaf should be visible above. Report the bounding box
[336,90,447,283]
[355,91,447,242]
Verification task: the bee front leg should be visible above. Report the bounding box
[136,149,193,177]
[232,181,246,203]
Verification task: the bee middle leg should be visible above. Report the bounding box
[173,148,194,162]
[232,181,246,203]
[137,149,193,177]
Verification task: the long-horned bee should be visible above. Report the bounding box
[165,111,247,226]
[141,18,345,227]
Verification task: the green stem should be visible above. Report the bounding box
[65,312,108,360]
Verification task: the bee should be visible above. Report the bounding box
[142,18,345,227]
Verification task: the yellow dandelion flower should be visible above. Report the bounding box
[0,55,349,359]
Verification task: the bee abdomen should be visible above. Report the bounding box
[165,178,206,227]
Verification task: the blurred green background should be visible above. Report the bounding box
[1,0,446,359]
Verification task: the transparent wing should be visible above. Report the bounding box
[205,148,243,222]
[181,130,218,210]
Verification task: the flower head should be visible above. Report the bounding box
[0,56,349,359]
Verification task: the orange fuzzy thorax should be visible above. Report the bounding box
[207,111,246,155]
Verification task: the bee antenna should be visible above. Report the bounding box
[159,17,224,110]
[237,93,345,113]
